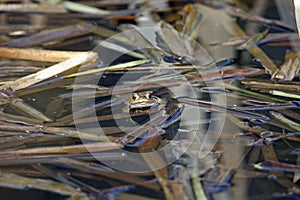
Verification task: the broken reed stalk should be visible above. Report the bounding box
[0,49,98,121]
[0,141,121,155]
[0,51,98,91]
[0,88,53,122]
[0,47,90,62]
[0,111,43,125]
[2,23,95,47]
[139,133,176,200]
[0,172,90,200]
[0,3,67,13]
[270,90,300,100]
[261,145,298,190]
[9,98,53,122]
[241,79,300,91]
[64,59,150,78]
[294,0,300,37]
[37,0,111,15]
[230,23,278,75]
[224,83,288,103]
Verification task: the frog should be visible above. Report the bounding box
[126,91,183,127]
[118,91,184,146]
[128,91,165,110]
[121,91,168,127]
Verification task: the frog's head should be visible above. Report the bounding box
[129,91,161,110]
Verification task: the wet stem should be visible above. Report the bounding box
[295,0,300,37]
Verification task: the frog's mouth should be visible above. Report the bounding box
[129,102,159,110]
[128,107,152,125]
[128,100,164,125]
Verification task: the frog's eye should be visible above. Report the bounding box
[132,93,139,100]
[145,92,151,99]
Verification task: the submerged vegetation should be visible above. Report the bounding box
[0,0,300,199]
